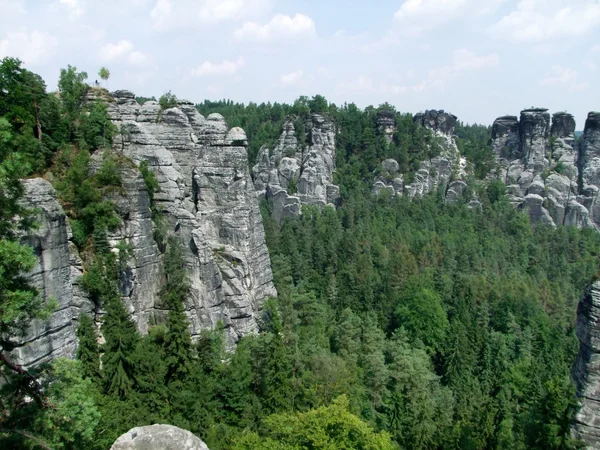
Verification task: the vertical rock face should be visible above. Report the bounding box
[6,179,93,369]
[252,114,340,220]
[403,110,466,201]
[574,281,600,449]
[579,113,600,227]
[491,115,520,162]
[491,108,593,229]
[13,90,277,367]
[519,108,551,173]
[109,91,276,343]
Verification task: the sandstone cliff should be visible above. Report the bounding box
[574,281,600,449]
[252,114,340,220]
[491,109,596,229]
[9,90,276,367]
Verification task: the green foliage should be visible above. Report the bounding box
[139,160,160,204]
[159,91,178,110]
[232,396,396,450]
[77,314,100,380]
[79,101,116,150]
[33,359,101,449]
[98,67,110,87]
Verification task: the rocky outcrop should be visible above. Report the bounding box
[13,90,276,367]
[403,110,466,201]
[252,114,340,220]
[109,91,276,344]
[372,159,403,197]
[579,113,600,227]
[111,425,209,450]
[491,109,594,229]
[376,110,396,144]
[5,179,93,369]
[574,281,600,449]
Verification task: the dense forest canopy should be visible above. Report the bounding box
[1,58,598,450]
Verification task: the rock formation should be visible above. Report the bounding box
[111,424,209,450]
[372,110,469,203]
[5,179,92,368]
[107,91,277,344]
[376,110,396,144]
[11,90,276,367]
[574,281,600,449]
[252,114,340,220]
[579,112,600,227]
[491,109,594,229]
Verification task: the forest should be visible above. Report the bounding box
[1,57,599,449]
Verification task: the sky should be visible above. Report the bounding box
[1,0,599,126]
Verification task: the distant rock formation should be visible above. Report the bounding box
[490,108,596,229]
[372,110,471,204]
[252,114,340,220]
[111,424,209,450]
[9,90,277,368]
[376,110,396,144]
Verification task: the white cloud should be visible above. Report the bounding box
[427,49,499,89]
[150,0,173,30]
[539,65,588,92]
[59,0,84,19]
[591,45,600,53]
[280,70,303,86]
[584,59,597,72]
[151,0,271,30]
[199,0,245,22]
[234,13,316,41]
[0,30,58,65]
[100,40,134,61]
[190,57,245,77]
[489,0,600,42]
[539,65,578,86]
[128,51,148,66]
[100,40,148,67]
[393,0,504,34]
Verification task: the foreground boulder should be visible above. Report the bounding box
[111,424,209,450]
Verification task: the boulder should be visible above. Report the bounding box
[111,425,209,450]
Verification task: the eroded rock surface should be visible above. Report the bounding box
[252,114,340,220]
[491,109,594,229]
[111,424,209,450]
[109,90,276,344]
[574,282,600,449]
[13,90,276,366]
[5,179,93,369]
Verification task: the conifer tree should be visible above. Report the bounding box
[76,314,100,380]
[161,237,192,383]
[101,290,139,399]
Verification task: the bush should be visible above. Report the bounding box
[159,91,178,110]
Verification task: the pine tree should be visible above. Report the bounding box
[101,293,139,399]
[76,314,100,380]
[161,237,192,383]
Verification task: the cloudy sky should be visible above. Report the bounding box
[1,0,599,126]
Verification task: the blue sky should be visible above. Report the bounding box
[1,0,599,126]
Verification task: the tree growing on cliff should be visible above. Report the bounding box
[77,314,100,380]
[98,67,110,89]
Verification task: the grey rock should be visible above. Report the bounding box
[492,115,521,163]
[15,90,277,366]
[111,424,209,450]
[6,179,93,369]
[252,114,340,220]
[522,194,555,227]
[376,110,396,143]
[573,282,600,449]
[520,108,550,173]
[382,158,400,173]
